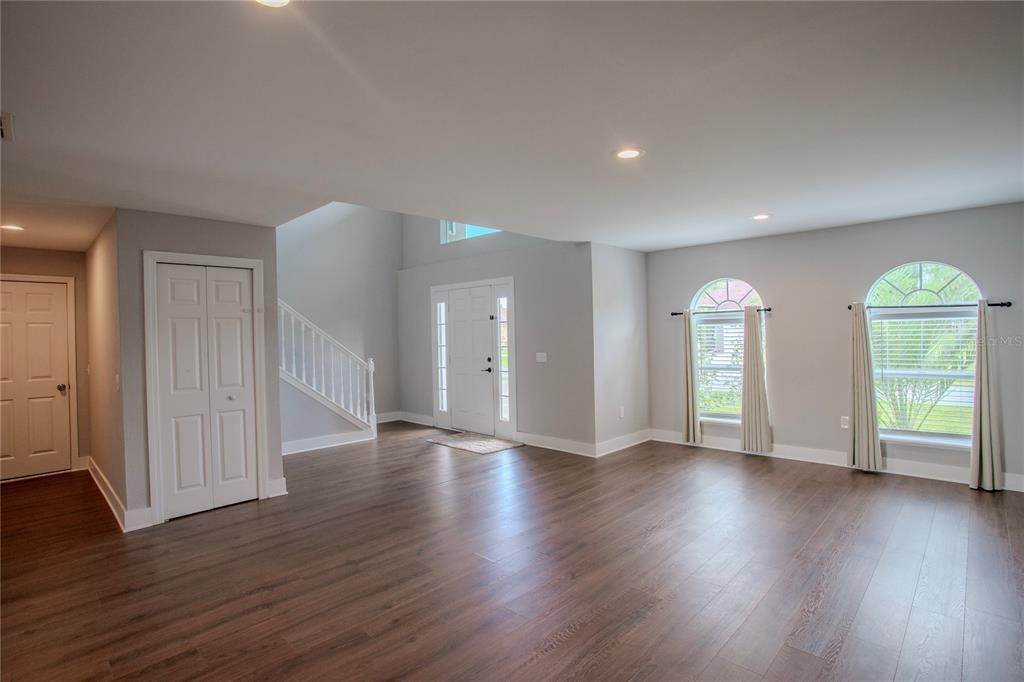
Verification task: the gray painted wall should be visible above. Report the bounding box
[399,214,597,444]
[1,246,92,461]
[115,209,283,509]
[85,215,126,503]
[591,243,649,443]
[279,381,359,442]
[647,202,1024,474]
[276,202,402,441]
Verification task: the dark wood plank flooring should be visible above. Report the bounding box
[3,422,1023,680]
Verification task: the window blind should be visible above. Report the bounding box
[870,313,976,437]
[695,317,745,418]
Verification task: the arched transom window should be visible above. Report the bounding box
[690,278,763,420]
[867,261,981,307]
[692,277,763,312]
[866,262,981,439]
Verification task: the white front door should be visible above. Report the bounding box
[0,280,72,479]
[156,264,257,519]
[448,285,495,435]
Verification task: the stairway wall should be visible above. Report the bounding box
[277,202,402,442]
[279,380,361,442]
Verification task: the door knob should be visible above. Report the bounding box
[481,368,492,373]
[227,395,236,401]
[57,383,67,392]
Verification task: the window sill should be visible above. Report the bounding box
[700,416,740,426]
[880,431,970,451]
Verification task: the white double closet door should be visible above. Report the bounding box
[156,264,258,519]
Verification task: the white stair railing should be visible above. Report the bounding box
[278,300,376,432]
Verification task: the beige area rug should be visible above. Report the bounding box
[427,431,524,455]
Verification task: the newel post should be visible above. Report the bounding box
[367,358,377,435]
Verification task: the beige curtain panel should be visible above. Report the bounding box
[970,299,1002,491]
[679,311,702,445]
[741,306,772,452]
[848,302,882,471]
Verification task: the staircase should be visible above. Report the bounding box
[278,300,376,436]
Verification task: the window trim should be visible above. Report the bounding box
[700,415,740,426]
[880,430,971,451]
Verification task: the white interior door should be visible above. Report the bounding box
[448,285,496,435]
[156,264,257,519]
[0,280,72,479]
[157,264,214,518]
[206,267,257,507]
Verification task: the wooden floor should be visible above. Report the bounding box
[3,422,1024,681]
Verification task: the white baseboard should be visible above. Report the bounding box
[516,431,598,457]
[595,429,653,457]
[86,457,158,533]
[650,428,685,445]
[647,429,1024,492]
[124,506,156,532]
[265,477,288,498]
[283,430,376,455]
[401,412,435,426]
[377,411,434,427]
[87,456,125,530]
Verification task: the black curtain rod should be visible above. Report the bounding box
[670,307,772,316]
[847,301,1013,310]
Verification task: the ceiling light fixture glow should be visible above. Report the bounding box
[616,148,644,160]
[0,224,25,231]
[752,213,771,220]
[256,0,290,7]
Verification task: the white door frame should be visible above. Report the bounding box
[143,251,270,523]
[430,277,517,439]
[0,273,82,476]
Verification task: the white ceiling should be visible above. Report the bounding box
[2,2,1021,252]
[0,201,113,251]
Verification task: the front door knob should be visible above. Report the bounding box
[57,383,67,392]
[481,368,492,373]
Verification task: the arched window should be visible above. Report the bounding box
[866,262,980,439]
[690,278,762,419]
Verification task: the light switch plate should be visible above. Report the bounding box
[535,352,547,363]
[840,415,849,429]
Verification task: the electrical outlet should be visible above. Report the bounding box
[618,406,625,419]
[840,415,849,429]
[535,352,547,363]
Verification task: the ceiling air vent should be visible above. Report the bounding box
[0,112,13,141]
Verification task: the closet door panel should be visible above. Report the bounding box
[206,267,258,507]
[157,264,214,518]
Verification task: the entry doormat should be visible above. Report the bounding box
[427,432,524,454]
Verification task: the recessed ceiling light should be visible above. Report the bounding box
[256,0,290,7]
[752,213,771,221]
[0,224,25,231]
[616,148,644,160]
